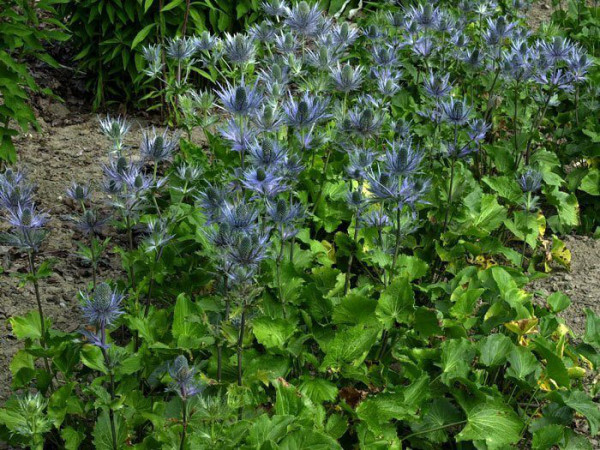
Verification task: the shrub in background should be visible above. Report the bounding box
[0,0,68,163]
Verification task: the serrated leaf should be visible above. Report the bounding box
[253,317,295,349]
[506,346,540,380]
[375,277,414,329]
[456,397,523,449]
[439,338,476,384]
[298,377,338,403]
[478,334,514,367]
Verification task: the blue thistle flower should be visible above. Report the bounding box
[342,107,385,137]
[167,355,204,400]
[566,47,592,83]
[249,20,277,42]
[142,44,163,78]
[346,189,367,211]
[331,22,360,49]
[283,92,330,128]
[305,44,341,70]
[384,140,424,177]
[247,138,288,169]
[143,218,174,253]
[76,209,107,236]
[483,16,516,47]
[467,119,490,142]
[423,71,452,99]
[285,1,322,37]
[241,166,287,198]
[80,282,124,328]
[99,115,130,153]
[346,147,377,181]
[6,203,49,229]
[251,104,284,133]
[262,0,288,17]
[441,97,472,125]
[219,118,256,154]
[194,31,216,52]
[216,79,263,117]
[266,198,304,226]
[540,37,575,65]
[371,44,399,68]
[0,171,34,210]
[166,37,197,61]
[274,31,298,54]
[66,182,92,203]
[361,209,391,229]
[140,127,179,163]
[220,202,259,233]
[195,183,231,224]
[226,230,270,267]
[223,33,256,65]
[331,63,363,93]
[518,169,543,193]
[411,36,434,58]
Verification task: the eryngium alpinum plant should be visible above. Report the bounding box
[1,1,599,449]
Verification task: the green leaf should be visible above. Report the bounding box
[375,277,414,329]
[543,185,579,230]
[408,398,462,444]
[532,424,565,450]
[506,346,540,380]
[80,345,108,374]
[172,294,207,349]
[320,323,379,370]
[478,334,514,367]
[562,390,600,436]
[130,23,155,50]
[93,410,127,450]
[248,414,295,447]
[298,377,338,403]
[439,338,476,384]
[9,310,50,340]
[456,397,523,449]
[547,292,571,313]
[579,168,600,196]
[161,0,184,11]
[356,392,413,434]
[279,430,342,449]
[584,308,600,347]
[61,426,86,450]
[253,317,295,349]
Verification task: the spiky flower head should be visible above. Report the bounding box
[140,127,179,163]
[266,198,304,226]
[283,91,330,128]
[249,20,277,42]
[285,1,322,36]
[262,0,288,17]
[142,44,163,78]
[76,209,107,235]
[331,63,363,93]
[6,203,49,229]
[167,355,204,400]
[423,71,452,99]
[99,115,130,154]
[342,107,385,137]
[166,36,197,61]
[194,31,216,52]
[223,33,256,65]
[441,97,472,126]
[81,282,124,328]
[518,168,543,193]
[217,79,263,117]
[384,140,424,177]
[66,181,92,203]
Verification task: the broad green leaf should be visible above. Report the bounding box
[356,392,413,434]
[506,346,540,380]
[320,323,379,370]
[375,277,414,329]
[478,334,514,367]
[93,410,127,450]
[456,397,523,449]
[584,308,600,347]
[279,430,342,449]
[579,168,600,196]
[298,377,338,403]
[80,345,107,374]
[9,310,50,340]
[532,424,565,450]
[547,292,571,313]
[439,338,476,384]
[253,317,295,349]
[247,414,295,446]
[562,390,600,436]
[408,398,462,444]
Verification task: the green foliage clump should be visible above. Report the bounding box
[0,0,68,163]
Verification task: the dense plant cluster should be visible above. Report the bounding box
[0,0,68,163]
[1,1,600,449]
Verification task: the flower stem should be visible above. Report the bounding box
[237,307,246,387]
